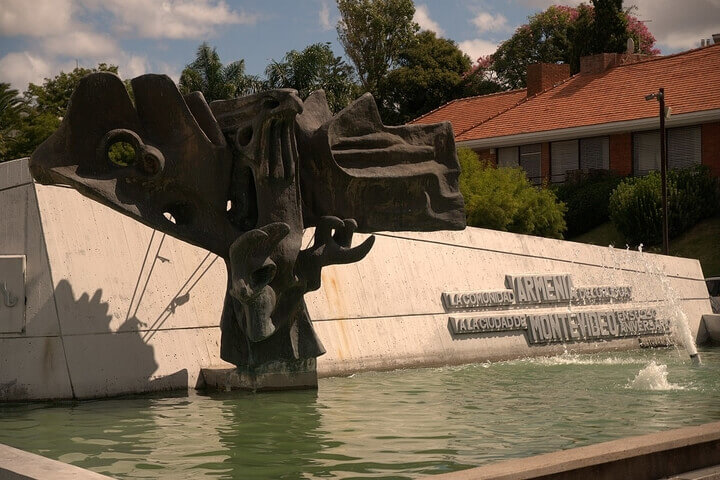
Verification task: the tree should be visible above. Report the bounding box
[458,148,566,238]
[265,43,358,113]
[25,64,118,118]
[2,63,120,161]
[489,2,658,89]
[336,0,418,99]
[381,31,500,124]
[179,43,264,102]
[592,0,628,54]
[0,83,25,161]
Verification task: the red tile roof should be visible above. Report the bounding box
[410,89,527,135]
[417,44,720,143]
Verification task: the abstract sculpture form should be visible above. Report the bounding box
[31,73,465,386]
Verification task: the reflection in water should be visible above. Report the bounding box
[0,348,719,479]
[211,389,324,479]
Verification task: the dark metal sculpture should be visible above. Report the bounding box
[31,72,464,376]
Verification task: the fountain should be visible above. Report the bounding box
[0,71,717,479]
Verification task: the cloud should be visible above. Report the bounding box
[631,0,720,52]
[414,5,444,36]
[42,30,119,58]
[0,52,74,90]
[319,0,332,31]
[95,0,259,39]
[0,0,74,36]
[514,0,581,8]
[514,0,719,53]
[458,39,499,61]
[118,54,149,79]
[471,12,510,34]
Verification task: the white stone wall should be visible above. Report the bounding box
[0,158,712,400]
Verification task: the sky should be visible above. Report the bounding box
[1,0,719,92]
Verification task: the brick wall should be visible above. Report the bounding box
[473,148,497,165]
[701,121,720,178]
[579,53,648,75]
[526,63,571,97]
[609,133,633,176]
[541,142,551,183]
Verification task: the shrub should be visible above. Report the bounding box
[458,148,567,238]
[609,165,720,246]
[553,172,622,238]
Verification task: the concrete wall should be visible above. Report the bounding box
[431,421,720,480]
[308,229,710,377]
[0,158,713,400]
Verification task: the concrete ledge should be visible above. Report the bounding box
[430,421,720,480]
[0,443,112,479]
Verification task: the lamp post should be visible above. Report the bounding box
[645,88,669,255]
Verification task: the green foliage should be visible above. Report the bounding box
[336,0,418,99]
[553,173,622,238]
[25,64,118,117]
[591,0,628,54]
[266,42,358,113]
[458,148,567,238]
[179,43,264,102]
[2,64,119,162]
[381,31,500,124]
[0,82,26,160]
[2,112,60,162]
[492,6,576,89]
[490,2,657,89]
[567,4,595,73]
[609,166,720,246]
[107,141,136,166]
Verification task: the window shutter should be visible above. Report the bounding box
[668,126,701,169]
[551,140,578,183]
[498,146,519,167]
[519,144,542,185]
[633,131,660,176]
[580,136,609,170]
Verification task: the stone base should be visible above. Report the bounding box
[200,359,318,392]
[698,314,720,345]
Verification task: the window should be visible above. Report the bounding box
[633,131,661,176]
[668,126,701,169]
[498,146,519,167]
[579,136,609,170]
[633,126,701,175]
[519,144,542,185]
[551,140,578,183]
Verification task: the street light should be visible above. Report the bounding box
[645,88,669,255]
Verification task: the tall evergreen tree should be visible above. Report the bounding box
[265,43,358,113]
[336,0,418,99]
[381,31,500,124]
[179,43,264,102]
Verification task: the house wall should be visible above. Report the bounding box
[609,133,633,176]
[481,120,719,183]
[472,148,496,165]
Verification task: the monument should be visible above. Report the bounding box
[29,72,466,388]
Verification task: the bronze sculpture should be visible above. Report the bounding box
[31,72,465,380]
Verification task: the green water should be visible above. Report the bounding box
[1,348,719,479]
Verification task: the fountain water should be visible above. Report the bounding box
[634,245,701,364]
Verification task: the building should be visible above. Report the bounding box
[413,43,720,185]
